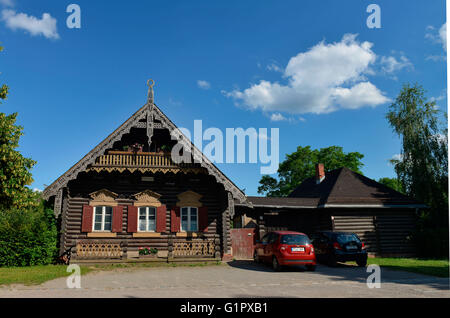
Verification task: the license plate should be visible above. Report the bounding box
[347,245,357,250]
[291,247,305,252]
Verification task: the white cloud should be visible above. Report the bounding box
[197,80,211,90]
[388,153,403,166]
[270,113,287,122]
[439,22,447,51]
[1,9,59,39]
[0,0,14,7]
[380,54,413,74]
[266,63,283,73]
[426,22,446,53]
[225,34,390,115]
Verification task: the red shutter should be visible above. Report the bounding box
[112,206,123,233]
[128,206,138,232]
[156,205,167,233]
[171,206,180,232]
[198,206,208,232]
[81,205,94,232]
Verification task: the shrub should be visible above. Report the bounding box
[0,200,58,267]
[412,227,449,259]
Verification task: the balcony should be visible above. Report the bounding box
[87,151,204,174]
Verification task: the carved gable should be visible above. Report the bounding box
[89,189,118,206]
[176,190,203,207]
[133,189,162,207]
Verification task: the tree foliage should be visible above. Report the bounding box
[258,145,364,197]
[0,199,58,266]
[387,83,448,257]
[378,177,404,193]
[0,45,37,210]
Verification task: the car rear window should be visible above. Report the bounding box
[335,233,361,245]
[280,234,310,245]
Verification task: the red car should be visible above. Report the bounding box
[254,231,317,271]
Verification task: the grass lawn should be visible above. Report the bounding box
[0,261,222,286]
[365,258,449,278]
[0,265,93,286]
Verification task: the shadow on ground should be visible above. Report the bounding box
[226,260,450,291]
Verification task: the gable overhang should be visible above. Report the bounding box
[43,102,250,207]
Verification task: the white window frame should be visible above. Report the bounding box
[180,207,198,232]
[93,206,113,232]
[137,206,157,232]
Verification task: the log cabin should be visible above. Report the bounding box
[43,80,250,263]
[234,164,426,257]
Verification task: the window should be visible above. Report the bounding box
[93,206,113,231]
[280,234,310,245]
[335,233,361,245]
[181,207,198,232]
[138,207,156,232]
[269,233,279,244]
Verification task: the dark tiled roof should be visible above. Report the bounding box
[237,167,425,209]
[289,167,423,207]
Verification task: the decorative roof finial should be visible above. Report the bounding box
[147,79,155,105]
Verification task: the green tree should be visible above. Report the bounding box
[0,199,58,266]
[0,45,37,210]
[378,177,404,193]
[258,145,364,197]
[387,83,448,257]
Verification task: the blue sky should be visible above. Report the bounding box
[0,0,447,196]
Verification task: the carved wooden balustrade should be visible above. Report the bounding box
[88,151,205,174]
[75,241,123,259]
[173,240,215,257]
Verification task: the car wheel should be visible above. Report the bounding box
[306,264,316,272]
[356,257,367,267]
[328,254,337,267]
[254,251,260,263]
[272,256,281,271]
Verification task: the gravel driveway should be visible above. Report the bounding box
[0,261,448,298]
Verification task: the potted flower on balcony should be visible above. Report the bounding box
[160,144,172,154]
[138,247,158,258]
[131,143,143,153]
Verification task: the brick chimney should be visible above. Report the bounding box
[315,163,325,184]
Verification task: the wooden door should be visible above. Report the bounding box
[231,228,256,260]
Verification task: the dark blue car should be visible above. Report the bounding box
[310,231,368,267]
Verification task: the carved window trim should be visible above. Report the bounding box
[176,190,203,208]
[89,189,119,207]
[133,190,162,207]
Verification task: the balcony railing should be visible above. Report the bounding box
[89,151,199,171]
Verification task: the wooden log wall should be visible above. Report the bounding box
[61,171,229,258]
[331,209,416,256]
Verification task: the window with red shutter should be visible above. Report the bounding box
[128,205,138,232]
[112,206,123,233]
[81,205,94,232]
[171,206,180,232]
[198,206,208,232]
[156,205,167,233]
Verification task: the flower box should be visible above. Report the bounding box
[138,247,158,258]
